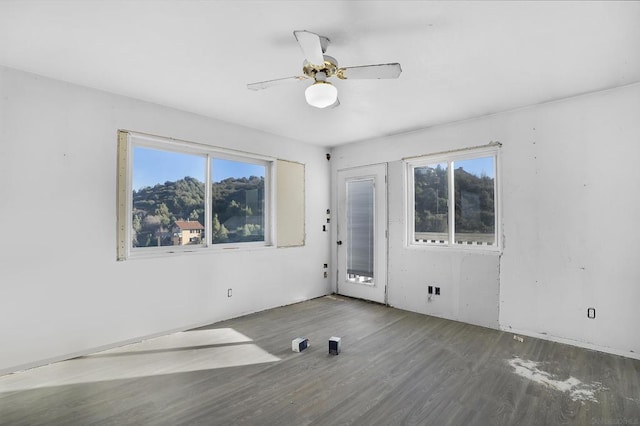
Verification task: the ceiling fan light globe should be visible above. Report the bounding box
[305,81,338,108]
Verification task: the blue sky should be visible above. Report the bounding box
[455,156,495,178]
[132,146,492,190]
[132,147,265,190]
[421,156,494,179]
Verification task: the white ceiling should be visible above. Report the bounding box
[1,1,639,147]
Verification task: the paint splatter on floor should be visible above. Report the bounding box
[507,356,607,403]
[324,295,347,302]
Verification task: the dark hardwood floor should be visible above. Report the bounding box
[1,295,638,425]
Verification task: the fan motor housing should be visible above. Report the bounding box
[303,55,340,80]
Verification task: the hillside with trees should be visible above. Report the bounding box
[132,176,264,247]
[414,165,494,235]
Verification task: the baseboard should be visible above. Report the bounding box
[500,325,640,361]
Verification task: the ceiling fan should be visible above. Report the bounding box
[247,30,402,108]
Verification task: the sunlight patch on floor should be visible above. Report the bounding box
[0,328,279,393]
[507,356,607,403]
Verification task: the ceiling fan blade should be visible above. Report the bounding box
[293,30,326,66]
[247,75,308,91]
[338,63,402,80]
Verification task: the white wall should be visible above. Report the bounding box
[0,66,331,375]
[330,83,640,359]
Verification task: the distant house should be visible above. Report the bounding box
[171,220,204,245]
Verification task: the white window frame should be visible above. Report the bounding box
[118,131,274,259]
[405,144,501,251]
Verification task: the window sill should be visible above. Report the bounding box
[405,242,502,255]
[120,243,275,261]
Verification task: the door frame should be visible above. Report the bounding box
[335,163,388,304]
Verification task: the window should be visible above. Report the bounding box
[117,131,272,259]
[131,146,206,248]
[407,145,499,249]
[211,158,265,244]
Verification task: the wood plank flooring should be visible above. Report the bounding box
[0,295,639,425]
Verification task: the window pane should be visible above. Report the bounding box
[346,179,374,284]
[211,159,265,244]
[453,157,495,245]
[414,163,448,243]
[132,147,206,248]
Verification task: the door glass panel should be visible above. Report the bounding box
[346,178,375,284]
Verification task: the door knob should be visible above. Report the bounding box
[337,240,343,245]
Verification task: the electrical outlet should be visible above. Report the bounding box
[587,307,596,319]
[435,287,441,296]
[227,288,232,298]
[428,286,433,295]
